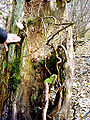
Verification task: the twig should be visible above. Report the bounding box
[45,58,52,75]
[41,18,47,37]
[42,82,49,120]
[1,80,8,88]
[50,74,57,88]
[72,102,76,120]
[49,22,75,26]
[38,2,42,17]
[43,16,57,24]
[56,50,62,81]
[60,44,68,61]
[46,23,74,45]
[76,110,90,120]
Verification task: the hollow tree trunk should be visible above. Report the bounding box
[0,0,74,120]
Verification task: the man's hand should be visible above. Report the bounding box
[3,33,21,51]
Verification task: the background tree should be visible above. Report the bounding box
[67,0,90,38]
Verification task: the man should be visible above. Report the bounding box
[0,27,21,51]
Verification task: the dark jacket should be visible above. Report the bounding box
[0,27,7,43]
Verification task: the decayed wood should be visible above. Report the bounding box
[59,26,74,120]
[0,0,74,119]
[48,82,65,118]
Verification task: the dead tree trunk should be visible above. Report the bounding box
[0,0,74,120]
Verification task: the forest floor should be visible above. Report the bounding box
[70,34,90,120]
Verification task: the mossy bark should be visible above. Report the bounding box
[0,0,24,119]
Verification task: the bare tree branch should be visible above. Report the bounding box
[46,23,74,45]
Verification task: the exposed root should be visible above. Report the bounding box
[46,23,74,45]
[42,82,49,120]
